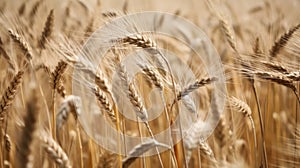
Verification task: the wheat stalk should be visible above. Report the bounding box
[228,96,258,167]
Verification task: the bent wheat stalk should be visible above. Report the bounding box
[122,139,171,168]
[117,62,164,167]
[229,96,258,167]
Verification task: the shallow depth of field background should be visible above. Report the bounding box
[0,0,300,168]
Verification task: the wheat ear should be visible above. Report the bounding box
[177,77,217,100]
[0,71,24,119]
[122,139,170,168]
[270,23,300,58]
[141,65,163,90]
[97,151,117,168]
[140,64,178,167]
[39,9,54,49]
[118,63,148,121]
[51,61,68,90]
[17,92,39,168]
[18,1,26,16]
[56,95,81,131]
[199,141,216,161]
[261,61,289,74]
[229,96,258,167]
[117,34,157,49]
[95,70,111,93]
[51,60,68,139]
[93,87,116,124]
[41,134,71,168]
[214,115,229,159]
[29,0,43,26]
[117,33,187,166]
[118,62,166,167]
[219,16,237,52]
[8,29,32,60]
[4,133,11,165]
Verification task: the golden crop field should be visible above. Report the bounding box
[0,0,299,167]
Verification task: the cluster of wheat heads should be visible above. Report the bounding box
[0,0,300,168]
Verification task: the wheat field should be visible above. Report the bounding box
[0,0,299,167]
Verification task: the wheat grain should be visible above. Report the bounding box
[286,71,300,81]
[4,134,11,153]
